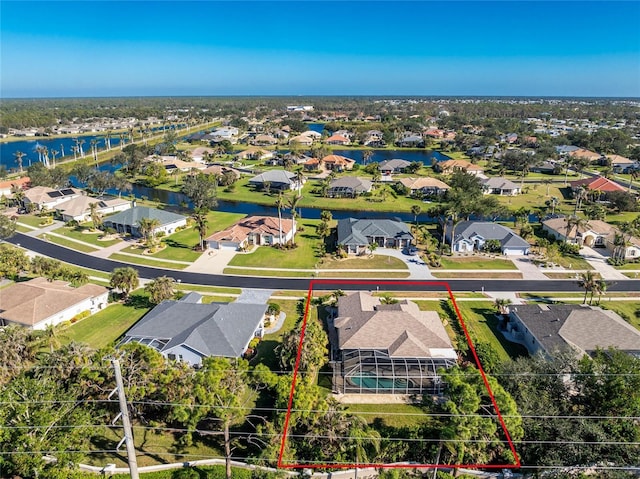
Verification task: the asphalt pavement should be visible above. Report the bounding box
[7,232,639,292]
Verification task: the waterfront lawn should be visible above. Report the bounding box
[438,256,517,270]
[41,234,99,253]
[227,220,323,269]
[52,224,121,247]
[207,211,246,232]
[64,293,151,348]
[345,403,432,428]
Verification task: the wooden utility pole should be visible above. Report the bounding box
[111,359,139,479]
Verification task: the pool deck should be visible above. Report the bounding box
[332,393,415,404]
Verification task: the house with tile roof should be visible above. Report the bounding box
[398,177,450,197]
[331,291,456,394]
[55,195,130,222]
[321,155,356,172]
[445,221,530,255]
[542,217,640,260]
[0,277,108,330]
[22,186,82,211]
[327,177,372,198]
[337,218,413,254]
[102,205,187,237]
[569,148,602,163]
[206,215,296,250]
[120,293,267,365]
[504,303,640,359]
[0,176,30,197]
[436,159,484,176]
[325,134,350,146]
[570,176,626,195]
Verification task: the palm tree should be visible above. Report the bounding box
[541,178,553,196]
[50,149,59,167]
[41,146,50,168]
[89,202,102,231]
[191,207,209,250]
[13,151,25,172]
[593,279,608,305]
[628,169,639,192]
[411,204,422,226]
[578,271,598,304]
[35,144,43,164]
[275,192,285,245]
[362,149,373,166]
[109,266,139,301]
[105,130,113,150]
[90,138,99,163]
[287,194,302,245]
[294,167,305,195]
[368,241,378,257]
[145,275,176,304]
[39,324,66,353]
[78,138,85,157]
[494,298,512,315]
[137,217,161,247]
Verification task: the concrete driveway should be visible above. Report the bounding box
[580,246,628,280]
[373,248,434,279]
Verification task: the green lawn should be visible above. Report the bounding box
[319,271,410,278]
[224,268,314,277]
[40,233,99,253]
[321,255,408,270]
[207,210,247,232]
[15,214,47,228]
[252,299,302,370]
[415,300,528,362]
[64,298,151,348]
[227,219,323,269]
[15,224,32,233]
[345,403,432,428]
[615,262,640,270]
[175,283,241,295]
[438,256,517,270]
[52,224,121,247]
[109,252,189,270]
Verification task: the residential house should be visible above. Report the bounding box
[321,155,356,172]
[190,147,215,163]
[251,134,278,146]
[200,165,241,181]
[22,186,82,211]
[248,170,304,192]
[327,177,373,198]
[120,293,268,365]
[446,221,530,255]
[398,177,450,197]
[289,134,314,147]
[481,177,521,196]
[555,145,580,156]
[437,159,484,176]
[423,128,445,139]
[0,277,108,330]
[0,176,30,198]
[337,218,413,254]
[396,134,424,148]
[605,154,637,173]
[331,291,456,395]
[235,147,274,161]
[325,134,350,146]
[542,217,640,259]
[103,206,187,237]
[302,157,322,171]
[55,195,130,223]
[570,176,626,196]
[504,304,640,359]
[206,215,296,250]
[379,159,412,175]
[362,130,385,147]
[569,148,602,163]
[530,161,559,174]
[146,155,207,173]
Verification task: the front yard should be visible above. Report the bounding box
[438,256,518,270]
[52,223,121,247]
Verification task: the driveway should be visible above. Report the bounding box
[580,246,628,280]
[373,248,434,279]
[186,248,237,274]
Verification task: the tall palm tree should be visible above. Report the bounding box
[287,194,302,245]
[50,149,59,167]
[411,204,422,226]
[541,178,553,197]
[494,298,512,315]
[294,167,305,195]
[89,202,102,231]
[137,217,161,247]
[105,130,113,150]
[362,149,373,166]
[90,139,99,163]
[191,207,209,250]
[578,271,598,304]
[78,138,85,157]
[13,151,25,172]
[593,279,608,305]
[275,192,285,245]
[145,275,176,304]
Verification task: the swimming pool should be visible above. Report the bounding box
[348,372,409,390]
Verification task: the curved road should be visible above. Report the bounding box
[7,233,639,292]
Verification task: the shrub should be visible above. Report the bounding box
[71,310,91,323]
[267,302,281,315]
[558,242,580,255]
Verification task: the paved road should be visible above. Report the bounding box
[7,233,640,292]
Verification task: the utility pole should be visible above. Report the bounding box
[111,359,139,479]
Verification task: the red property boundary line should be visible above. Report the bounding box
[277,279,521,470]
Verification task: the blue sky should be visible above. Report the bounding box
[2,1,639,98]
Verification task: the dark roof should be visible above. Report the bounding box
[509,304,640,357]
[328,177,372,193]
[249,170,296,185]
[452,221,530,250]
[123,299,267,358]
[379,159,411,170]
[103,206,186,228]
[337,218,413,246]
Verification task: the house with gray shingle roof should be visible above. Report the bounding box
[248,169,304,191]
[327,177,372,198]
[120,293,267,365]
[102,205,187,237]
[505,303,640,359]
[337,218,413,255]
[332,292,456,394]
[379,159,411,175]
[481,177,521,196]
[445,221,530,255]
